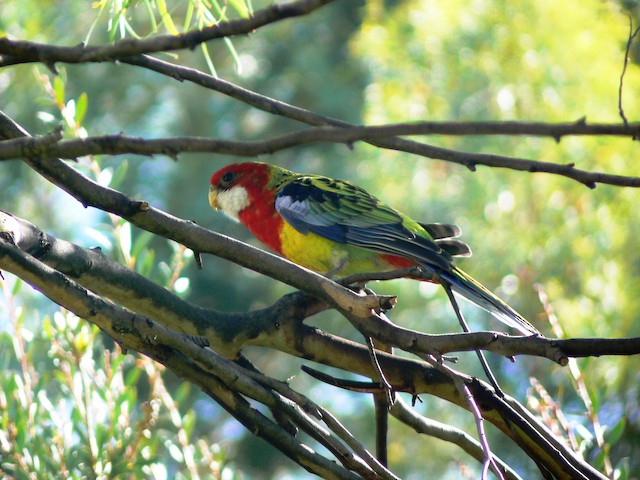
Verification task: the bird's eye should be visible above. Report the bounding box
[220,171,237,187]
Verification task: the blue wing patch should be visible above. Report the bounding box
[275,182,348,243]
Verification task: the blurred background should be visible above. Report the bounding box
[1,0,640,478]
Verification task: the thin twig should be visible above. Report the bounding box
[618,17,640,128]
[302,365,522,479]
[391,397,523,480]
[536,285,613,478]
[337,267,429,285]
[423,354,506,480]
[365,336,395,407]
[3,121,640,162]
[442,282,505,397]
[247,367,399,480]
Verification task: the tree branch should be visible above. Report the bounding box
[391,397,522,480]
[618,17,640,127]
[0,234,366,479]
[120,54,640,188]
[5,209,640,365]
[2,120,640,165]
[0,33,640,188]
[0,209,610,479]
[0,0,335,68]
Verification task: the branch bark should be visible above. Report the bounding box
[0,233,365,479]
[2,120,640,166]
[1,40,639,187]
[0,0,336,68]
[0,207,614,479]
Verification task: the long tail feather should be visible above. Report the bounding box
[438,266,538,335]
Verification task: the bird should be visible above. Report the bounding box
[209,161,538,335]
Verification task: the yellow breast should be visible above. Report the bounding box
[278,222,391,276]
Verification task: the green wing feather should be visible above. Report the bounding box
[274,175,458,271]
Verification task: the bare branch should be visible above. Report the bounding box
[420,353,506,480]
[391,397,523,480]
[3,43,636,187]
[3,119,640,164]
[241,367,399,479]
[0,0,335,67]
[123,54,640,188]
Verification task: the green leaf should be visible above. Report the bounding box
[75,92,88,126]
[94,422,108,455]
[11,276,22,296]
[587,385,599,413]
[124,365,141,387]
[137,249,156,278]
[200,42,217,77]
[131,230,154,260]
[110,159,129,189]
[141,0,159,33]
[53,76,65,107]
[42,315,53,339]
[224,37,242,74]
[607,416,626,445]
[182,410,195,437]
[614,457,629,480]
[183,1,194,31]
[173,382,191,404]
[228,0,251,18]
[156,0,179,35]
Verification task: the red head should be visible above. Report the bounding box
[209,162,291,253]
[209,162,272,220]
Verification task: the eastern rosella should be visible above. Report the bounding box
[209,161,538,335]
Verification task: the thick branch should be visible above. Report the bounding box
[0,0,335,67]
[0,211,608,479]
[6,210,640,365]
[0,235,363,479]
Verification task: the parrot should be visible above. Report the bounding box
[208,161,538,335]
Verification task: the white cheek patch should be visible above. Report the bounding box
[216,186,250,221]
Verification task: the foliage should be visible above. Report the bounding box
[0,285,229,479]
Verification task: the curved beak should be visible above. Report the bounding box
[208,186,219,210]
